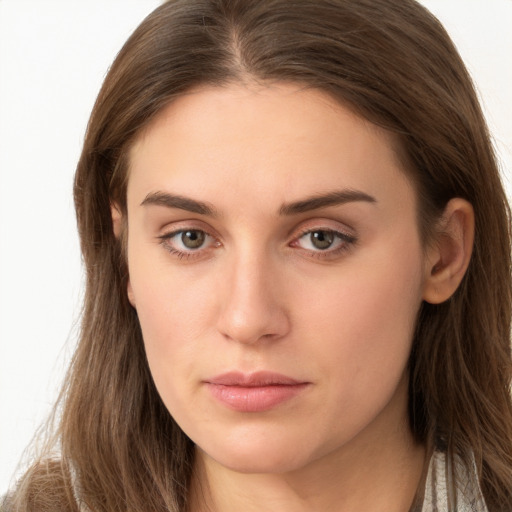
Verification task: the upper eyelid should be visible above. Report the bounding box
[292,228,357,248]
[158,228,218,247]
[159,226,213,237]
[291,219,357,240]
[156,217,357,241]
[158,220,218,238]
[295,226,354,238]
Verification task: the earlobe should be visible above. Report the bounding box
[422,198,474,304]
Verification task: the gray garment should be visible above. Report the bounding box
[2,452,490,512]
[420,451,488,512]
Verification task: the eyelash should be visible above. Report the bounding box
[157,229,219,260]
[157,226,357,261]
[292,228,357,260]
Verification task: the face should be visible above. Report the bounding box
[125,83,430,474]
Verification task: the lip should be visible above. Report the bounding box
[204,371,310,412]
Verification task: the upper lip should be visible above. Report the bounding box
[205,371,306,387]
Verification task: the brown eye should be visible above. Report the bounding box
[181,230,206,249]
[310,230,334,250]
[292,227,356,258]
[159,228,218,258]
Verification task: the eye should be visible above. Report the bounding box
[178,230,206,249]
[158,229,219,258]
[304,230,336,250]
[292,228,356,256]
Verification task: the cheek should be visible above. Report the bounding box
[131,266,215,349]
[126,248,235,425]
[298,239,424,410]
[128,229,217,336]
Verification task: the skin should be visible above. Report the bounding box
[119,83,473,511]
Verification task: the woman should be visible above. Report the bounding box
[4,0,512,510]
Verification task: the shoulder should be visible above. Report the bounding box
[421,451,488,512]
[1,459,79,512]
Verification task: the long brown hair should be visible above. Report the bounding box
[6,1,512,511]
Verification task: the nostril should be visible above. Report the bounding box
[217,304,290,345]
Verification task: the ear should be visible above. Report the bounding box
[126,280,136,308]
[111,202,136,308]
[422,198,474,304]
[111,202,123,239]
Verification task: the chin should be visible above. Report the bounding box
[196,433,318,475]
[211,452,307,475]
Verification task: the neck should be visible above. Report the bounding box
[188,378,425,512]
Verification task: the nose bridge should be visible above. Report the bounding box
[217,244,289,344]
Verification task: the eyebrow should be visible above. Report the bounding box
[141,191,218,216]
[278,189,376,215]
[140,188,376,217]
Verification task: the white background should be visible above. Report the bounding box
[0,0,511,495]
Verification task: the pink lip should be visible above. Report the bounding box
[204,371,310,412]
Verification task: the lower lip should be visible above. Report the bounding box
[205,383,309,412]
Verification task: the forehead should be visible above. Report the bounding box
[127,83,414,215]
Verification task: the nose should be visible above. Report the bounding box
[216,251,291,345]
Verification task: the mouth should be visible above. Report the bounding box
[204,371,310,412]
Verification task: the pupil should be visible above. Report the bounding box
[311,231,334,250]
[182,230,205,249]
